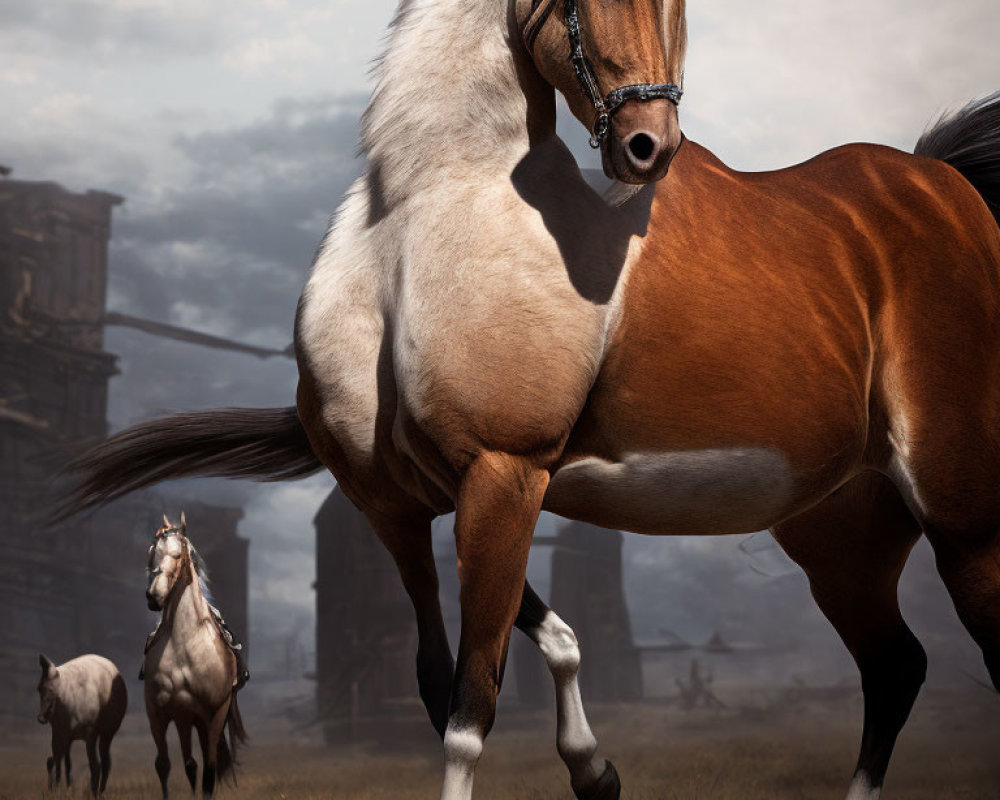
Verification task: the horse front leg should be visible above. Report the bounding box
[515,582,620,800]
[148,709,170,799]
[369,512,454,738]
[47,730,63,788]
[440,452,547,800]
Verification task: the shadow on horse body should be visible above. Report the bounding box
[143,515,247,798]
[61,1,1000,799]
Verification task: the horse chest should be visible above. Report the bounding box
[299,183,626,495]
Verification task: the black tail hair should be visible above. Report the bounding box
[56,406,322,520]
[915,91,1000,228]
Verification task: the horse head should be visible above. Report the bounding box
[146,512,191,611]
[36,654,59,724]
[518,0,687,184]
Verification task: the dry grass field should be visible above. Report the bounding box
[2,688,997,799]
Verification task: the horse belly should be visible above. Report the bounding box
[545,447,797,535]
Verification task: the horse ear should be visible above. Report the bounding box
[163,513,171,528]
[39,654,57,678]
[180,510,186,530]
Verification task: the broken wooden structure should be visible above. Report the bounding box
[0,173,249,716]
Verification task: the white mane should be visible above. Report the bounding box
[360,0,529,209]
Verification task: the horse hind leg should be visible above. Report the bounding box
[515,581,619,800]
[773,472,926,800]
[200,702,230,798]
[930,529,1000,689]
[98,734,113,794]
[85,733,100,798]
[177,721,198,792]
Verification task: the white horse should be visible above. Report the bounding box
[37,653,127,797]
[143,515,247,798]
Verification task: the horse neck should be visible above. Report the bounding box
[362,0,555,206]
[162,562,211,636]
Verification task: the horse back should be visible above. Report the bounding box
[552,139,1000,533]
[54,655,126,736]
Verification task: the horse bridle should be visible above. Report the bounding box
[527,0,683,148]
[148,524,187,577]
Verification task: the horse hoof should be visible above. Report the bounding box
[574,760,621,800]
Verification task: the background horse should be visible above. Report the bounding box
[37,652,127,797]
[144,515,247,798]
[62,1,1000,799]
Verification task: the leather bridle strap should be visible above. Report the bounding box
[563,0,683,148]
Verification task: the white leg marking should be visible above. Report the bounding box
[535,611,605,792]
[440,726,483,800]
[845,771,880,800]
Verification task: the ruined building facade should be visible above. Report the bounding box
[0,175,248,717]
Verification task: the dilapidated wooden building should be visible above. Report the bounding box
[0,173,248,717]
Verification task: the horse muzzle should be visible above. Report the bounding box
[603,99,683,184]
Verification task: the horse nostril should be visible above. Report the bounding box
[627,132,657,163]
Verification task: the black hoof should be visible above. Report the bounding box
[574,760,621,800]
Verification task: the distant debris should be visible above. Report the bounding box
[702,631,734,654]
[0,165,10,177]
[640,628,693,653]
[674,659,726,710]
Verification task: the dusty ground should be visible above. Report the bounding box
[2,688,997,799]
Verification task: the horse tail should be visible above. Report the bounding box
[55,406,322,519]
[216,690,248,786]
[915,91,1000,229]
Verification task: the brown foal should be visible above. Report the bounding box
[60,1,1000,799]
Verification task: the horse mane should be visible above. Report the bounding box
[360,0,521,210]
[188,543,214,606]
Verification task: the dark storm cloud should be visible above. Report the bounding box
[106,92,368,410]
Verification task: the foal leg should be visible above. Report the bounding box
[85,732,100,797]
[98,734,112,794]
[177,721,198,792]
[369,512,455,738]
[64,743,72,788]
[773,472,925,800]
[47,731,63,788]
[515,582,619,800]
[440,453,549,800]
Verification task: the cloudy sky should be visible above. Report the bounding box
[3,0,998,679]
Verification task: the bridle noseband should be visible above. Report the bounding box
[535,0,684,148]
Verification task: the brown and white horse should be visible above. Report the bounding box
[143,516,247,798]
[63,1,1000,798]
